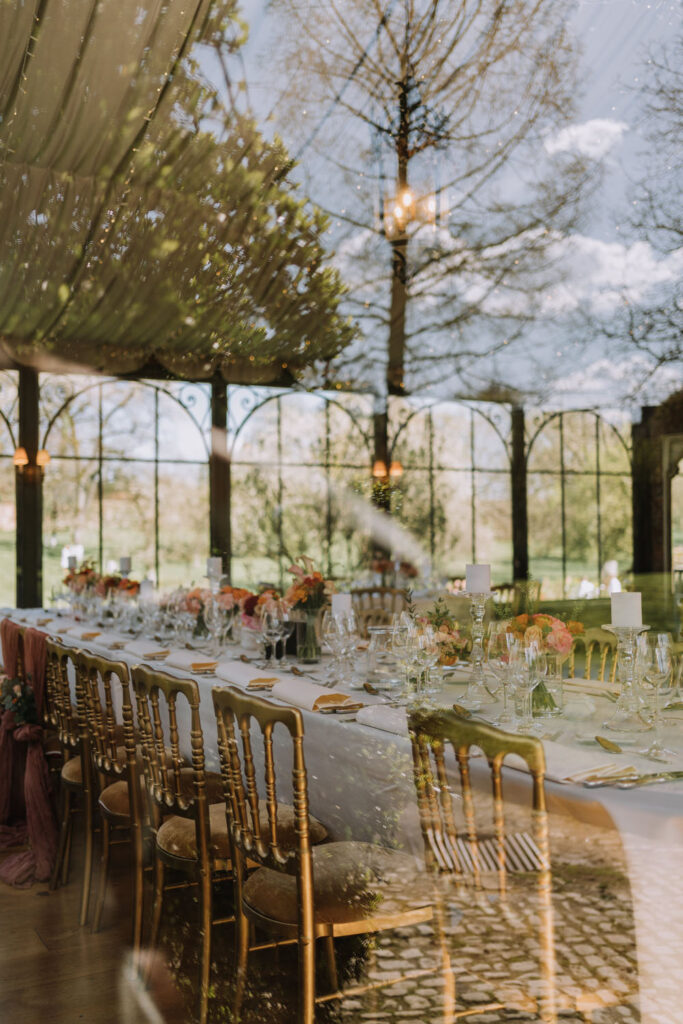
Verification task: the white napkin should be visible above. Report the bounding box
[270,677,357,712]
[355,704,408,735]
[65,625,102,641]
[90,631,130,650]
[164,650,219,673]
[215,660,287,689]
[534,739,629,784]
[125,639,171,660]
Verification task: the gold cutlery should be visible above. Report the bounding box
[616,770,683,789]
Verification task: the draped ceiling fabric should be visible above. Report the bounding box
[0,0,353,382]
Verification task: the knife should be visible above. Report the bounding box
[616,770,683,789]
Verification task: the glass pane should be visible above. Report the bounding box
[564,475,599,595]
[527,414,560,472]
[328,466,374,581]
[230,462,280,588]
[392,408,431,470]
[599,475,633,588]
[432,469,472,578]
[157,462,209,590]
[43,456,100,597]
[562,412,598,474]
[0,460,15,605]
[473,410,510,471]
[475,471,513,583]
[43,380,101,460]
[431,404,472,470]
[279,393,326,467]
[281,466,327,570]
[101,382,155,461]
[156,382,210,462]
[101,461,155,579]
[528,473,563,599]
[233,398,279,466]
[599,418,631,473]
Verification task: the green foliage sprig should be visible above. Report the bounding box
[1,677,37,725]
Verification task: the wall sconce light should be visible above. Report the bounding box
[13,446,29,468]
[13,446,50,474]
[372,459,388,479]
[389,460,403,479]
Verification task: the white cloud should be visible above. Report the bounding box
[540,235,683,315]
[545,118,629,160]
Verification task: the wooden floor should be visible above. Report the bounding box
[0,809,643,1024]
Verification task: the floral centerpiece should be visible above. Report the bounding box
[420,598,469,665]
[63,560,100,594]
[506,614,584,713]
[1,676,37,725]
[95,574,140,598]
[283,557,335,662]
[241,589,279,631]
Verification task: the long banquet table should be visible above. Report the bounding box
[7,607,683,1023]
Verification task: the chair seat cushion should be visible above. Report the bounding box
[243,842,429,927]
[157,801,327,863]
[100,769,226,823]
[61,755,82,785]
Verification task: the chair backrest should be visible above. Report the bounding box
[356,607,394,638]
[583,628,617,683]
[46,638,82,755]
[351,587,407,614]
[130,665,209,858]
[211,685,309,876]
[75,650,136,784]
[408,708,548,891]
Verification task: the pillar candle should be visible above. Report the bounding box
[331,593,352,618]
[465,563,491,593]
[611,592,642,628]
[207,556,223,578]
[67,556,77,571]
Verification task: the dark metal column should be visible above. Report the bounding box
[510,406,529,583]
[15,366,42,607]
[209,382,231,580]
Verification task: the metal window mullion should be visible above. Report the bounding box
[595,416,603,585]
[325,401,332,579]
[277,397,284,592]
[559,414,567,599]
[428,409,435,566]
[154,388,160,588]
[98,383,103,574]
[470,409,476,563]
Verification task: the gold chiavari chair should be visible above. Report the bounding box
[75,650,144,944]
[212,685,434,1024]
[47,638,96,926]
[568,627,617,683]
[355,606,394,638]
[130,665,244,1024]
[408,707,556,1024]
[350,586,407,615]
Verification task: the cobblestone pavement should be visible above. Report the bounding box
[156,808,645,1023]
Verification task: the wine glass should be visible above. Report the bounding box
[414,627,440,704]
[261,610,282,670]
[276,607,296,668]
[487,625,518,729]
[512,646,541,734]
[638,639,675,761]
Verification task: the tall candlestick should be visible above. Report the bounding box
[119,556,132,576]
[67,555,77,571]
[207,556,223,578]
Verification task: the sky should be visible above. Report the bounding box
[227,0,682,413]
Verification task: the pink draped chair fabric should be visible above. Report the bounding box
[0,621,58,886]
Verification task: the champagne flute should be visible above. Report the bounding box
[513,646,541,734]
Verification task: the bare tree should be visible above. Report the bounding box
[268,0,595,405]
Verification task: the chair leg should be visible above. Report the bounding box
[92,816,111,933]
[233,904,250,1022]
[298,933,316,1024]
[131,822,144,953]
[148,856,165,953]
[323,934,338,993]
[50,786,71,890]
[198,867,213,1024]
[79,787,95,927]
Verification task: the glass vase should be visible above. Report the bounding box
[297,608,322,663]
